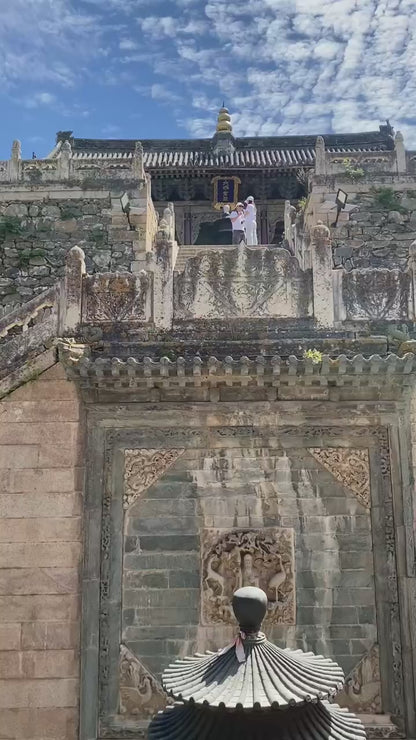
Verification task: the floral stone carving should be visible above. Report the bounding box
[308,448,370,509]
[124,448,185,509]
[337,644,382,714]
[119,645,170,718]
[83,271,150,323]
[201,528,295,626]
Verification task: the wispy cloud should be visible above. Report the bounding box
[23,92,56,108]
[0,0,415,148]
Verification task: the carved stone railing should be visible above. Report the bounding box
[0,139,146,185]
[333,268,413,323]
[173,245,313,321]
[0,287,57,343]
[0,287,59,385]
[314,133,407,177]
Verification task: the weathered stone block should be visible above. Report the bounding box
[333,588,375,606]
[124,571,169,589]
[357,606,376,623]
[0,623,21,650]
[0,400,79,423]
[137,534,199,551]
[0,543,80,569]
[21,621,80,650]
[0,517,81,543]
[0,493,81,519]
[168,571,200,588]
[135,606,198,626]
[124,552,197,571]
[5,203,28,217]
[0,650,22,677]
[54,219,77,233]
[38,445,82,469]
[21,649,77,678]
[0,594,79,622]
[129,516,198,535]
[0,677,78,708]
[9,468,80,494]
[124,588,198,610]
[0,568,79,595]
[0,707,78,738]
[0,445,38,469]
[0,422,80,446]
[144,482,198,499]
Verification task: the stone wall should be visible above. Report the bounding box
[335,189,416,270]
[79,401,406,739]
[123,445,376,682]
[0,188,135,318]
[0,364,83,740]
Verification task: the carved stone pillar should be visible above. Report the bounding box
[315,136,327,176]
[58,140,71,180]
[394,131,406,174]
[311,221,334,327]
[60,246,86,334]
[408,239,416,320]
[150,231,175,329]
[9,140,21,182]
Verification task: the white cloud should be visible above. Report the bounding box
[0,0,415,149]
[119,39,138,50]
[23,91,56,108]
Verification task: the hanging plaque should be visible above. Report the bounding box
[212,176,241,210]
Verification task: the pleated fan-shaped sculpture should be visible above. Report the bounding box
[148,586,367,740]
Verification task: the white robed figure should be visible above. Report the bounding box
[244,196,258,245]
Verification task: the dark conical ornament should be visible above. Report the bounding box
[148,587,366,740]
[163,586,344,709]
[149,701,367,740]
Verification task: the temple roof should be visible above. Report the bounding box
[55,126,395,170]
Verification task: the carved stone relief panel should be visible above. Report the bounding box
[201,528,295,627]
[174,246,312,319]
[124,448,185,509]
[308,448,370,509]
[337,644,382,714]
[342,269,410,320]
[119,645,171,718]
[83,272,150,323]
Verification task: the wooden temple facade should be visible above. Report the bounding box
[50,109,396,245]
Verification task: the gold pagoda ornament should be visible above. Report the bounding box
[216,106,233,134]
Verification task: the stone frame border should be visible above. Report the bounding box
[79,404,415,740]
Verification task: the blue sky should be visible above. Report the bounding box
[0,0,415,159]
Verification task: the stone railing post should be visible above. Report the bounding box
[284,200,296,252]
[311,221,334,327]
[395,131,407,174]
[58,140,72,180]
[132,141,145,180]
[408,240,416,320]
[150,224,176,330]
[315,136,327,176]
[8,140,22,182]
[59,246,86,334]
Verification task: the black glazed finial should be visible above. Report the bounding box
[232,587,267,633]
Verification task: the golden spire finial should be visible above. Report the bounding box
[216,105,232,134]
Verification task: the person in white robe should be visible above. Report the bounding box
[244,196,257,245]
